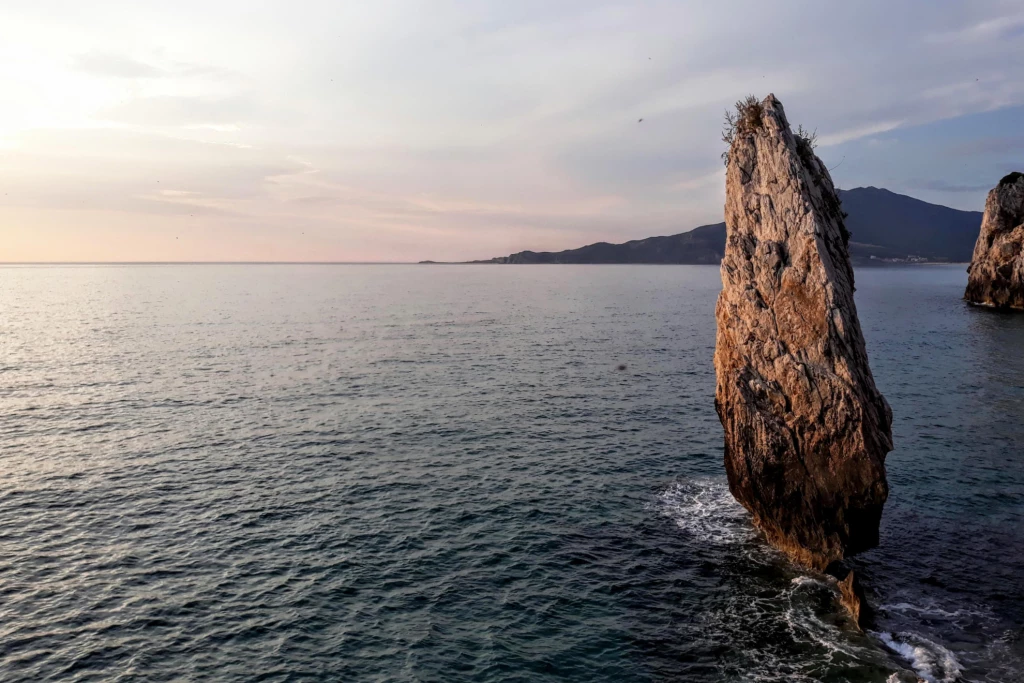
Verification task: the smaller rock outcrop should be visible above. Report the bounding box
[965,173,1024,309]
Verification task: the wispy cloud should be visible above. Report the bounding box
[2,0,1024,260]
[819,121,904,147]
[73,51,235,81]
[925,12,1024,44]
[949,136,1024,157]
[73,52,164,78]
[97,95,257,126]
[908,179,994,193]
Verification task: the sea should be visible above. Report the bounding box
[0,263,1021,682]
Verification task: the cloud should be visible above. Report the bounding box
[925,12,1024,44]
[73,52,164,78]
[674,169,725,192]
[0,127,307,219]
[949,136,1024,157]
[5,0,1024,260]
[72,51,236,81]
[133,192,239,216]
[2,182,239,217]
[819,121,904,147]
[97,95,257,126]
[908,179,995,193]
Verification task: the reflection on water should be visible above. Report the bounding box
[0,264,1020,682]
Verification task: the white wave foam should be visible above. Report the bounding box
[880,601,989,622]
[654,480,960,683]
[791,575,833,589]
[783,580,873,663]
[885,674,920,683]
[873,630,964,683]
[654,478,757,546]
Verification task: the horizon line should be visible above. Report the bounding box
[0,261,422,266]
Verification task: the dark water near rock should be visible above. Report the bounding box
[1,264,1021,682]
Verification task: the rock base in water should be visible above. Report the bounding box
[835,569,872,628]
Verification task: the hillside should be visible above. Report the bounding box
[840,187,980,262]
[428,187,982,265]
[472,222,727,265]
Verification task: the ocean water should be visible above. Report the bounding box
[0,263,1021,683]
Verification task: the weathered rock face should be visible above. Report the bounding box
[837,570,872,629]
[714,94,893,571]
[964,173,1024,309]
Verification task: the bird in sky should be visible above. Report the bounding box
[638,118,643,123]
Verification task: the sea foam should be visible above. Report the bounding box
[873,630,963,683]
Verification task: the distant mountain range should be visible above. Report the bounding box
[422,187,982,265]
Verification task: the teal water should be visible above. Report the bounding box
[0,264,1020,682]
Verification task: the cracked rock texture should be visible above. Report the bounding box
[964,173,1024,309]
[714,94,893,570]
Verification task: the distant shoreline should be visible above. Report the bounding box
[0,261,416,266]
[417,260,969,266]
[1,261,969,266]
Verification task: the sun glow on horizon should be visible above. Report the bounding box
[1,1,1022,262]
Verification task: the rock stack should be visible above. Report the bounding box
[714,95,893,575]
[964,173,1024,309]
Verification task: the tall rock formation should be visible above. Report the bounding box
[714,95,893,571]
[964,173,1024,309]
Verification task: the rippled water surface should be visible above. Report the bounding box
[1,264,1021,682]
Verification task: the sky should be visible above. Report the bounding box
[1,0,1022,262]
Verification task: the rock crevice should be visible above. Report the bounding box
[964,173,1024,309]
[714,94,893,571]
